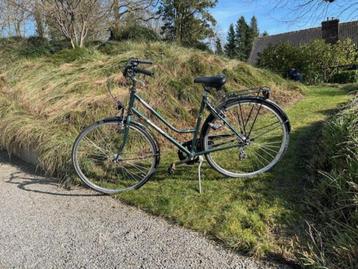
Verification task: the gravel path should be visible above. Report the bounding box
[0,151,290,269]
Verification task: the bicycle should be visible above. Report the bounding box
[72,59,291,194]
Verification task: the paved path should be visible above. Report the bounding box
[0,151,289,269]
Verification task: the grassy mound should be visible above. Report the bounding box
[0,38,304,177]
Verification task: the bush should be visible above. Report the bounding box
[52,47,98,63]
[298,96,358,268]
[16,36,51,57]
[331,70,358,84]
[112,25,160,42]
[257,43,304,76]
[258,39,358,84]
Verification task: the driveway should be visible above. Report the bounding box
[0,151,289,269]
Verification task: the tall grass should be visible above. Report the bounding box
[298,94,358,269]
[0,38,305,177]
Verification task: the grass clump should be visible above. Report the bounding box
[297,94,358,269]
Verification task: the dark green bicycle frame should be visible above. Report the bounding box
[124,87,247,158]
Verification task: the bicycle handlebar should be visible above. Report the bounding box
[135,59,153,65]
[128,58,153,65]
[123,58,154,78]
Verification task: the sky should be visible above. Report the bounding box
[212,0,356,39]
[6,0,356,40]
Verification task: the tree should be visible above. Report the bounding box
[224,23,236,58]
[33,0,44,38]
[273,0,358,22]
[0,0,7,36]
[235,16,250,61]
[250,16,259,38]
[110,0,159,39]
[0,0,32,37]
[227,16,260,61]
[215,37,223,55]
[40,0,112,48]
[245,16,259,60]
[158,0,217,47]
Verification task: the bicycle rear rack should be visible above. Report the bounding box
[226,86,271,100]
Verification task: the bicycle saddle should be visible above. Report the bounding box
[194,74,226,90]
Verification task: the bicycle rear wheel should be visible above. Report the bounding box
[72,118,159,194]
[201,97,290,177]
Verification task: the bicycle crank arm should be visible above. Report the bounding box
[167,157,198,175]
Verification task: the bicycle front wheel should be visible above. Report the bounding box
[72,118,159,194]
[201,97,290,178]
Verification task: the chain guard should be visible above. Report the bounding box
[178,140,200,165]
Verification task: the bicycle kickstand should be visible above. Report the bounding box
[198,156,204,194]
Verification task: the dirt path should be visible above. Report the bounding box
[0,151,289,269]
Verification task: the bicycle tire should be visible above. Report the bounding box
[200,96,290,178]
[72,118,160,194]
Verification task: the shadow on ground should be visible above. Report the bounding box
[0,151,102,197]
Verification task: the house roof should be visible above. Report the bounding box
[248,20,358,65]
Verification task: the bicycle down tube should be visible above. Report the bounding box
[127,90,247,157]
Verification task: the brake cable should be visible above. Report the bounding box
[106,78,125,119]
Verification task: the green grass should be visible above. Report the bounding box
[117,86,350,261]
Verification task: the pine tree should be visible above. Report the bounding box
[215,37,223,55]
[246,16,259,59]
[158,0,217,47]
[224,24,236,58]
[250,16,259,39]
[235,16,249,61]
[233,16,260,61]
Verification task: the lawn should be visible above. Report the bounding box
[117,86,350,261]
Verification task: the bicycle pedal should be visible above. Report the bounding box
[168,163,176,175]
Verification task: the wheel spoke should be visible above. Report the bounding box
[238,102,247,135]
[250,124,282,141]
[249,120,281,134]
[247,103,262,138]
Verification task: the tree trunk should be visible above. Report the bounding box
[34,0,44,38]
[70,38,76,49]
[79,21,87,48]
[112,0,121,37]
[15,21,21,37]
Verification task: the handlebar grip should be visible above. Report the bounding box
[135,67,154,77]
